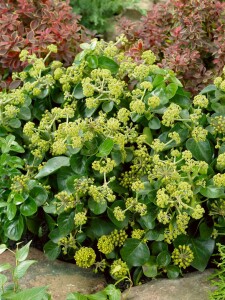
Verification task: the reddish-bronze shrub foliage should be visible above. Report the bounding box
[0,0,90,76]
[119,0,225,93]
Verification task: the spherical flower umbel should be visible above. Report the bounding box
[110,259,129,280]
[191,126,208,142]
[171,245,194,269]
[74,211,87,226]
[193,95,209,108]
[97,235,115,254]
[214,77,223,88]
[74,247,96,268]
[130,99,146,114]
[162,103,181,127]
[217,153,225,170]
[148,95,160,108]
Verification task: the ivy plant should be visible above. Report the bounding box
[2,37,225,285]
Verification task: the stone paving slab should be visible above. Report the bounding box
[122,269,215,300]
[0,247,106,300]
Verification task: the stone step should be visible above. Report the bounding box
[0,247,216,300]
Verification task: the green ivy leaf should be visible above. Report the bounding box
[20,198,37,216]
[57,211,75,236]
[29,186,48,206]
[70,154,87,175]
[199,222,213,240]
[98,56,119,74]
[96,138,114,157]
[151,241,168,255]
[36,88,49,99]
[8,118,21,128]
[73,83,85,99]
[200,85,216,94]
[88,198,107,215]
[166,265,180,279]
[165,83,178,99]
[86,218,114,239]
[4,216,24,241]
[148,117,161,130]
[87,55,98,69]
[43,241,61,260]
[142,257,158,278]
[156,251,171,267]
[18,106,31,120]
[7,203,17,220]
[143,127,153,145]
[153,74,164,87]
[104,284,121,300]
[13,193,25,205]
[35,156,70,179]
[186,138,214,163]
[102,101,114,113]
[120,238,150,267]
[200,185,224,198]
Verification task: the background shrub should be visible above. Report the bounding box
[118,0,225,94]
[0,0,90,90]
[69,0,141,35]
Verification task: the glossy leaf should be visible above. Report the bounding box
[165,83,178,99]
[156,251,171,267]
[186,138,213,163]
[70,154,87,175]
[57,211,75,236]
[87,55,98,68]
[7,203,17,220]
[73,83,85,99]
[43,241,61,260]
[166,265,180,279]
[142,257,158,278]
[20,198,37,216]
[148,117,161,130]
[88,198,107,215]
[98,56,119,74]
[120,238,150,267]
[35,156,70,179]
[200,185,224,198]
[4,216,24,241]
[96,138,114,157]
[29,186,48,206]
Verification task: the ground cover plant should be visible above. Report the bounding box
[118,0,225,94]
[0,0,90,90]
[2,37,225,288]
